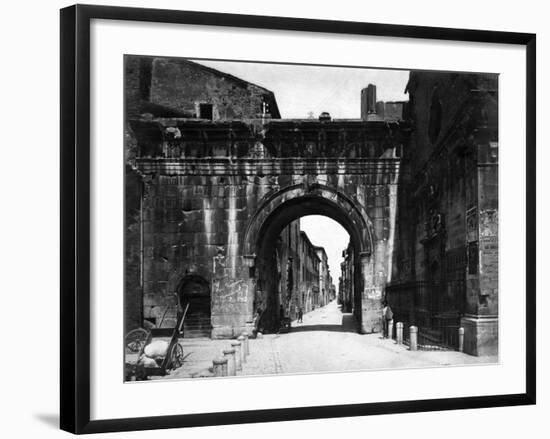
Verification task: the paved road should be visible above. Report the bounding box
[162,300,496,380]
[240,300,497,377]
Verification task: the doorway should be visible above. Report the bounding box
[178,275,212,338]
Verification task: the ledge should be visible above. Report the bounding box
[135,157,401,176]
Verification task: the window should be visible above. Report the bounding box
[199,103,213,120]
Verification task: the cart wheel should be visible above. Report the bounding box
[125,328,149,354]
[169,343,184,369]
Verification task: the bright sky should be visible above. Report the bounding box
[194,59,410,119]
[300,216,350,286]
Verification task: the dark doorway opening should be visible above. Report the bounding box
[178,275,212,338]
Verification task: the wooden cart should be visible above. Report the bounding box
[125,303,189,380]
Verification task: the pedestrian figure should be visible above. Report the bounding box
[253,307,263,336]
[298,307,303,323]
[382,300,393,338]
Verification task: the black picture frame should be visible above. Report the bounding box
[60,4,536,434]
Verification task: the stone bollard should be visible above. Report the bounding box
[213,357,228,377]
[396,322,403,345]
[231,340,242,371]
[458,327,465,352]
[223,348,236,376]
[410,326,418,351]
[237,335,247,364]
[241,332,250,356]
[388,319,394,340]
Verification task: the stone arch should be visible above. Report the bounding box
[242,183,375,332]
[243,183,374,257]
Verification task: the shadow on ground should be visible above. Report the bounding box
[289,314,358,333]
[34,413,58,429]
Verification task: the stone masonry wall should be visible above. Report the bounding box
[134,157,399,337]
[390,71,498,355]
[125,56,280,120]
[124,56,409,339]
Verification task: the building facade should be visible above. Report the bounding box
[339,243,355,313]
[125,55,280,121]
[125,55,419,340]
[387,71,498,355]
[257,221,332,328]
[272,220,301,324]
[299,232,321,312]
[314,246,333,307]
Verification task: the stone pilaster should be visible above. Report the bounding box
[461,315,498,356]
[360,250,383,333]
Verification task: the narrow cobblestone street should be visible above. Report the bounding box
[161,300,497,380]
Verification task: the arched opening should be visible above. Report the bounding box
[177,275,212,338]
[248,191,371,333]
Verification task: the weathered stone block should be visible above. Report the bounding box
[461,315,498,356]
[361,299,383,333]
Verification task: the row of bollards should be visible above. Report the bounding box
[391,321,465,353]
[212,332,251,377]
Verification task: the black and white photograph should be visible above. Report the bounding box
[1,0,543,437]
[123,56,499,381]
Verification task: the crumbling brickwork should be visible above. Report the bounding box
[125,56,280,120]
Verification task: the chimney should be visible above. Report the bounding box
[376,101,385,118]
[361,84,377,120]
